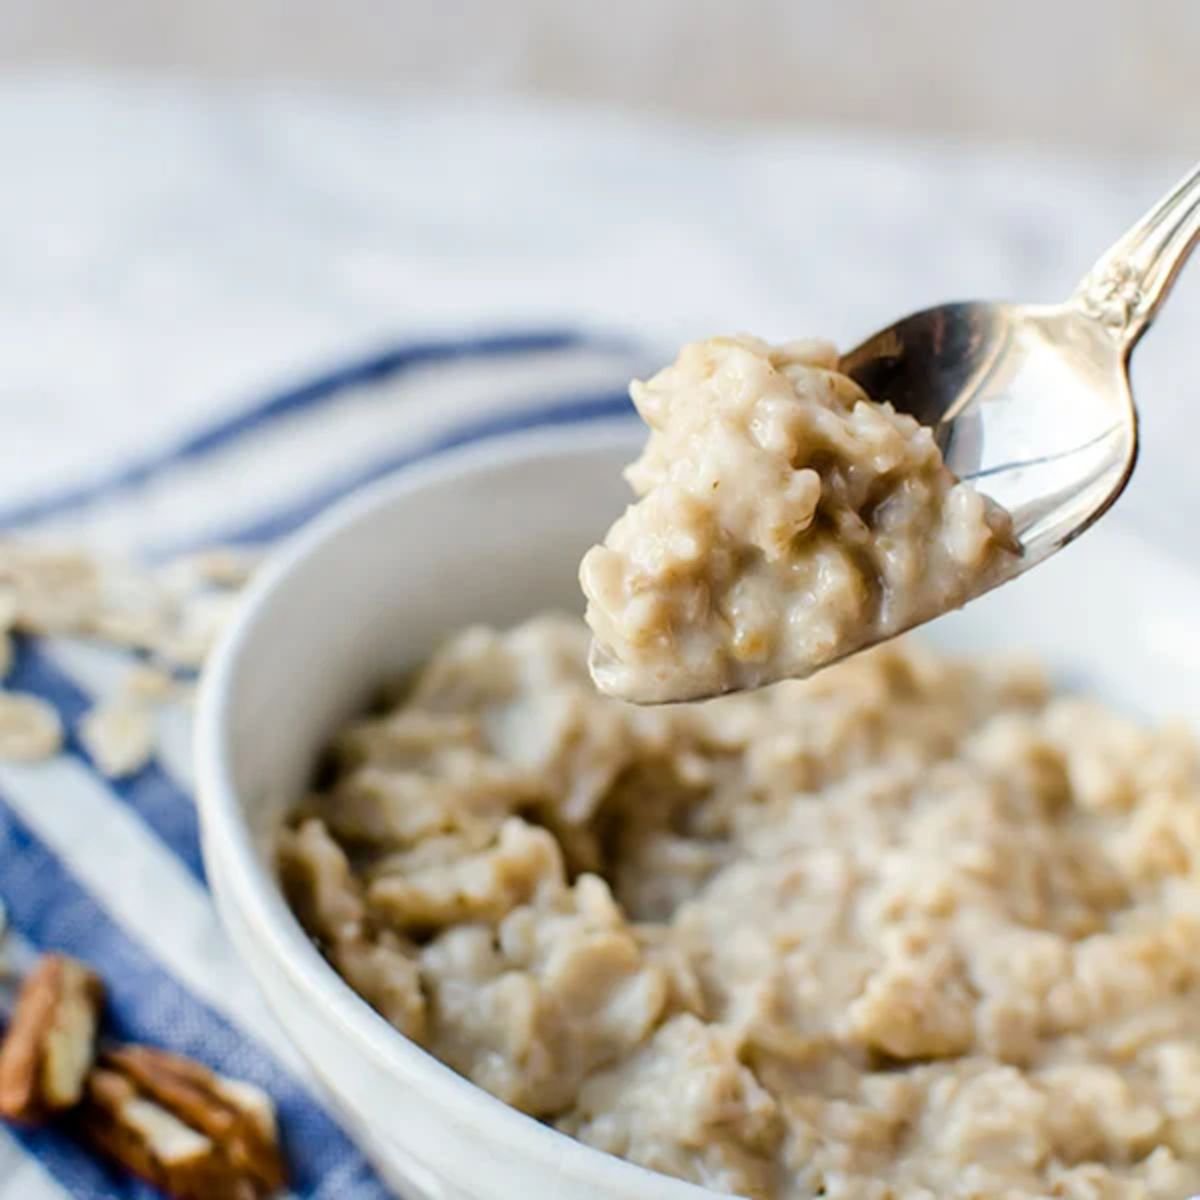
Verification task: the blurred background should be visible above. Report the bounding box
[0,0,1196,547]
[4,0,1199,155]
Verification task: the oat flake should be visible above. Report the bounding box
[0,691,63,762]
[154,591,241,669]
[164,547,262,591]
[122,664,178,703]
[79,701,154,779]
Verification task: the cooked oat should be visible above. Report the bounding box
[0,691,63,763]
[282,615,1200,1200]
[580,336,1019,703]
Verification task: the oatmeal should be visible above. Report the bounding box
[579,336,1019,703]
[281,615,1200,1199]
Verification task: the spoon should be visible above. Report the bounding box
[840,159,1200,574]
[588,164,1200,705]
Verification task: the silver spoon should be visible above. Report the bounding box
[840,160,1200,574]
[589,164,1200,704]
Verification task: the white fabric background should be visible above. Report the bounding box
[0,75,1196,553]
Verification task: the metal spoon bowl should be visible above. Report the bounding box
[840,161,1200,575]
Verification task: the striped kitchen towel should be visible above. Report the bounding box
[0,328,646,1199]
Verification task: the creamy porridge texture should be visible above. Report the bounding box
[579,336,1020,703]
[281,616,1200,1200]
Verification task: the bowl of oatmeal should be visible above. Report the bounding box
[196,419,1200,1200]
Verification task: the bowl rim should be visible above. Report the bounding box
[194,422,718,1199]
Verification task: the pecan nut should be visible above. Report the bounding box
[0,953,104,1123]
[77,1044,286,1199]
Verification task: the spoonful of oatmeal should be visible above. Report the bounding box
[581,161,1200,703]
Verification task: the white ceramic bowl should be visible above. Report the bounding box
[195,422,1200,1200]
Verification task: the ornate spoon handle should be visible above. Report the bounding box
[1074,160,1200,350]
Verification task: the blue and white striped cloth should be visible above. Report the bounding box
[0,329,648,1199]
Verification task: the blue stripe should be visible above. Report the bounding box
[4,1123,162,1199]
[0,329,616,531]
[2,1123,164,1190]
[168,387,636,554]
[0,798,391,1199]
[5,640,205,881]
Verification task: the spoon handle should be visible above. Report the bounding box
[1074,160,1200,351]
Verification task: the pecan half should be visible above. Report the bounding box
[77,1045,286,1199]
[0,954,104,1123]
